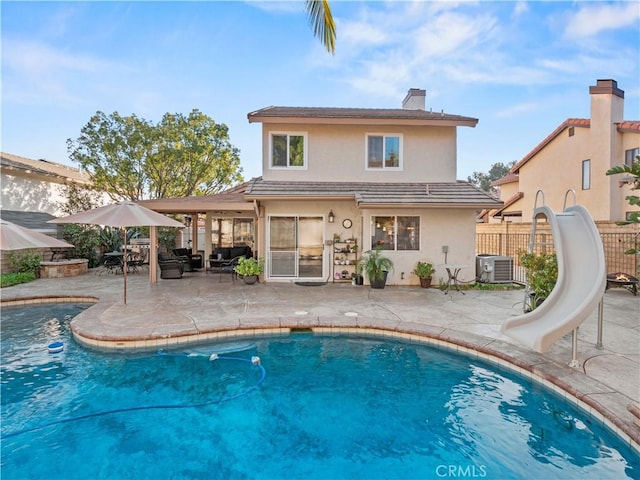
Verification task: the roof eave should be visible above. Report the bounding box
[248,115,477,128]
[243,193,355,201]
[357,202,503,209]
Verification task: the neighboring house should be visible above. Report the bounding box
[486,79,640,223]
[0,152,94,234]
[243,89,502,285]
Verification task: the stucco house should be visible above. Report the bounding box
[0,152,96,234]
[141,89,501,285]
[486,79,640,223]
[243,89,501,285]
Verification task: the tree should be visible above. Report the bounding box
[606,156,640,260]
[306,0,336,54]
[147,110,243,198]
[58,182,105,216]
[467,161,516,194]
[67,109,244,201]
[57,183,104,267]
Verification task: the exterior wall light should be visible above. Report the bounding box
[328,210,335,223]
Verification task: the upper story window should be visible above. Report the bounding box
[271,133,306,168]
[366,134,402,169]
[625,147,639,167]
[582,159,590,190]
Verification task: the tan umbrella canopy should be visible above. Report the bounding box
[48,201,184,304]
[0,220,73,251]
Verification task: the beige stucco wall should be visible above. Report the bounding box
[498,180,519,200]
[1,171,69,216]
[258,199,477,286]
[503,83,638,223]
[360,207,477,286]
[618,135,640,220]
[260,123,458,183]
[517,127,599,216]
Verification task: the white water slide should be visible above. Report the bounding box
[501,201,606,353]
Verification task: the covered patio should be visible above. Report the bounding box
[137,187,257,283]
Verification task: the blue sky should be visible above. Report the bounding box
[2,1,639,182]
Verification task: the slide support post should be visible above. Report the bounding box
[596,298,604,350]
[569,328,581,368]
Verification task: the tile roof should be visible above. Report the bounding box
[509,119,640,174]
[491,173,519,186]
[136,180,257,214]
[491,192,524,218]
[618,121,640,133]
[1,152,90,184]
[248,106,478,127]
[244,179,502,208]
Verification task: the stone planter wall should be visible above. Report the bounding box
[39,259,88,278]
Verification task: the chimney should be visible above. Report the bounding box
[402,88,426,110]
[588,79,626,219]
[589,78,624,145]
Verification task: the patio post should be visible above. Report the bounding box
[150,226,158,283]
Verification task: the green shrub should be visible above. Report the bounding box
[361,246,394,282]
[6,250,42,273]
[0,271,37,287]
[63,224,100,267]
[234,257,264,276]
[519,251,558,310]
[413,261,435,278]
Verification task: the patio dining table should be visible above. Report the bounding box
[441,264,467,295]
[104,251,144,274]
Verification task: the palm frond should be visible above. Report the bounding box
[305,0,336,54]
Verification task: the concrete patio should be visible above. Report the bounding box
[1,268,638,450]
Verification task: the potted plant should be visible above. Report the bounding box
[234,257,264,285]
[352,260,364,286]
[362,247,394,289]
[413,261,435,288]
[519,251,558,311]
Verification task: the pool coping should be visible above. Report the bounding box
[3,294,639,453]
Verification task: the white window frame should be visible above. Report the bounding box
[582,159,591,190]
[370,215,420,251]
[365,133,403,170]
[625,147,639,167]
[269,132,308,170]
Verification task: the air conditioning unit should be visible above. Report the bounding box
[476,255,513,283]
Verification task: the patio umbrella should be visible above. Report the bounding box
[0,220,73,251]
[48,201,184,304]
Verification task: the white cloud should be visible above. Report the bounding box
[564,2,640,39]
[495,101,541,119]
[1,38,127,107]
[318,0,639,104]
[412,11,498,60]
[339,19,391,49]
[512,1,529,19]
[244,1,303,15]
[344,59,411,98]
[3,39,107,76]
[325,3,506,99]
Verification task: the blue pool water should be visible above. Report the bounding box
[1,304,638,479]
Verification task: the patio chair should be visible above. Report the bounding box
[217,255,242,283]
[158,254,184,279]
[173,248,203,270]
[103,254,123,275]
[126,252,146,274]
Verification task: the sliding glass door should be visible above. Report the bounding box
[268,216,323,279]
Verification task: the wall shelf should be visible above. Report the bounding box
[332,239,358,283]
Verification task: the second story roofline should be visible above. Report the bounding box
[1,152,91,185]
[248,106,478,128]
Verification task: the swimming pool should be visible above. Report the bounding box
[1,304,638,479]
